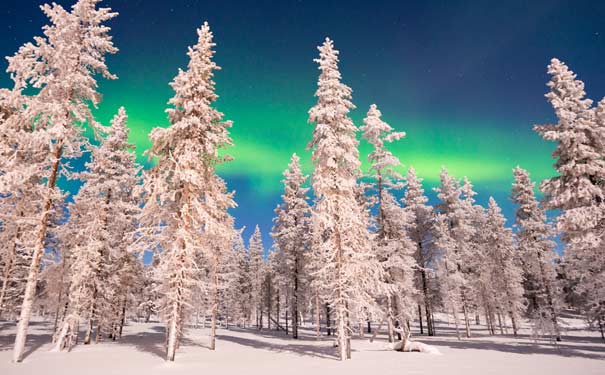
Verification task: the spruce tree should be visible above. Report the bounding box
[1,0,118,361]
[139,22,236,361]
[511,166,562,340]
[272,154,311,339]
[307,38,386,360]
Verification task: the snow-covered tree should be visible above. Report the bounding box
[272,153,312,338]
[139,22,236,361]
[54,107,141,350]
[511,166,562,340]
[248,225,265,329]
[135,264,159,323]
[221,231,247,327]
[0,0,118,362]
[534,58,605,331]
[433,169,476,339]
[481,198,525,336]
[402,166,437,336]
[361,104,416,341]
[307,38,387,360]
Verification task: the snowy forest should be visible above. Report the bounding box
[0,1,604,373]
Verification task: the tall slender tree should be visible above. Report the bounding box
[433,169,475,339]
[481,198,526,336]
[361,104,416,342]
[402,166,436,336]
[139,22,236,361]
[1,0,118,362]
[248,225,265,329]
[511,166,562,340]
[272,154,311,339]
[307,38,386,360]
[54,107,141,351]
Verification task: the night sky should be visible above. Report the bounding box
[2,0,605,247]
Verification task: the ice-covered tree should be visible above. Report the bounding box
[433,169,475,339]
[1,0,118,362]
[511,166,562,340]
[481,198,525,336]
[361,104,416,341]
[402,166,437,336]
[54,107,141,351]
[307,38,386,360]
[272,154,312,338]
[221,231,248,327]
[248,225,265,329]
[534,58,605,331]
[139,22,236,361]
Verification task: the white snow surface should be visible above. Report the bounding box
[0,314,603,375]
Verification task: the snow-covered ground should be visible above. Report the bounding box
[0,314,603,375]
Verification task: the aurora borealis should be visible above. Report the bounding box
[2,0,605,245]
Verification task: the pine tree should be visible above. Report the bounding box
[139,22,236,361]
[534,58,605,332]
[248,225,265,329]
[220,230,246,328]
[433,168,475,339]
[511,166,562,340]
[482,198,526,336]
[272,154,312,339]
[1,0,118,362]
[307,38,386,360]
[54,107,141,350]
[360,104,416,342]
[402,166,436,336]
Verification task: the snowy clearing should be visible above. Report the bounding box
[1,315,603,375]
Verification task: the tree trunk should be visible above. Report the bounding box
[326,303,331,336]
[314,291,320,338]
[337,307,347,361]
[210,250,219,351]
[276,292,280,332]
[419,256,434,337]
[293,259,299,339]
[598,316,605,343]
[119,301,126,339]
[461,292,471,338]
[418,304,424,335]
[452,308,461,340]
[13,143,63,363]
[267,276,272,330]
[166,299,179,361]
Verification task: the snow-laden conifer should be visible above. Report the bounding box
[272,154,311,338]
[54,107,141,351]
[534,58,605,331]
[248,225,265,329]
[307,38,387,360]
[402,166,437,336]
[1,0,118,362]
[139,22,236,360]
[361,104,416,342]
[511,166,562,340]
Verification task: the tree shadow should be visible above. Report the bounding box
[218,328,339,360]
[0,321,52,361]
[118,324,211,360]
[422,336,605,360]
